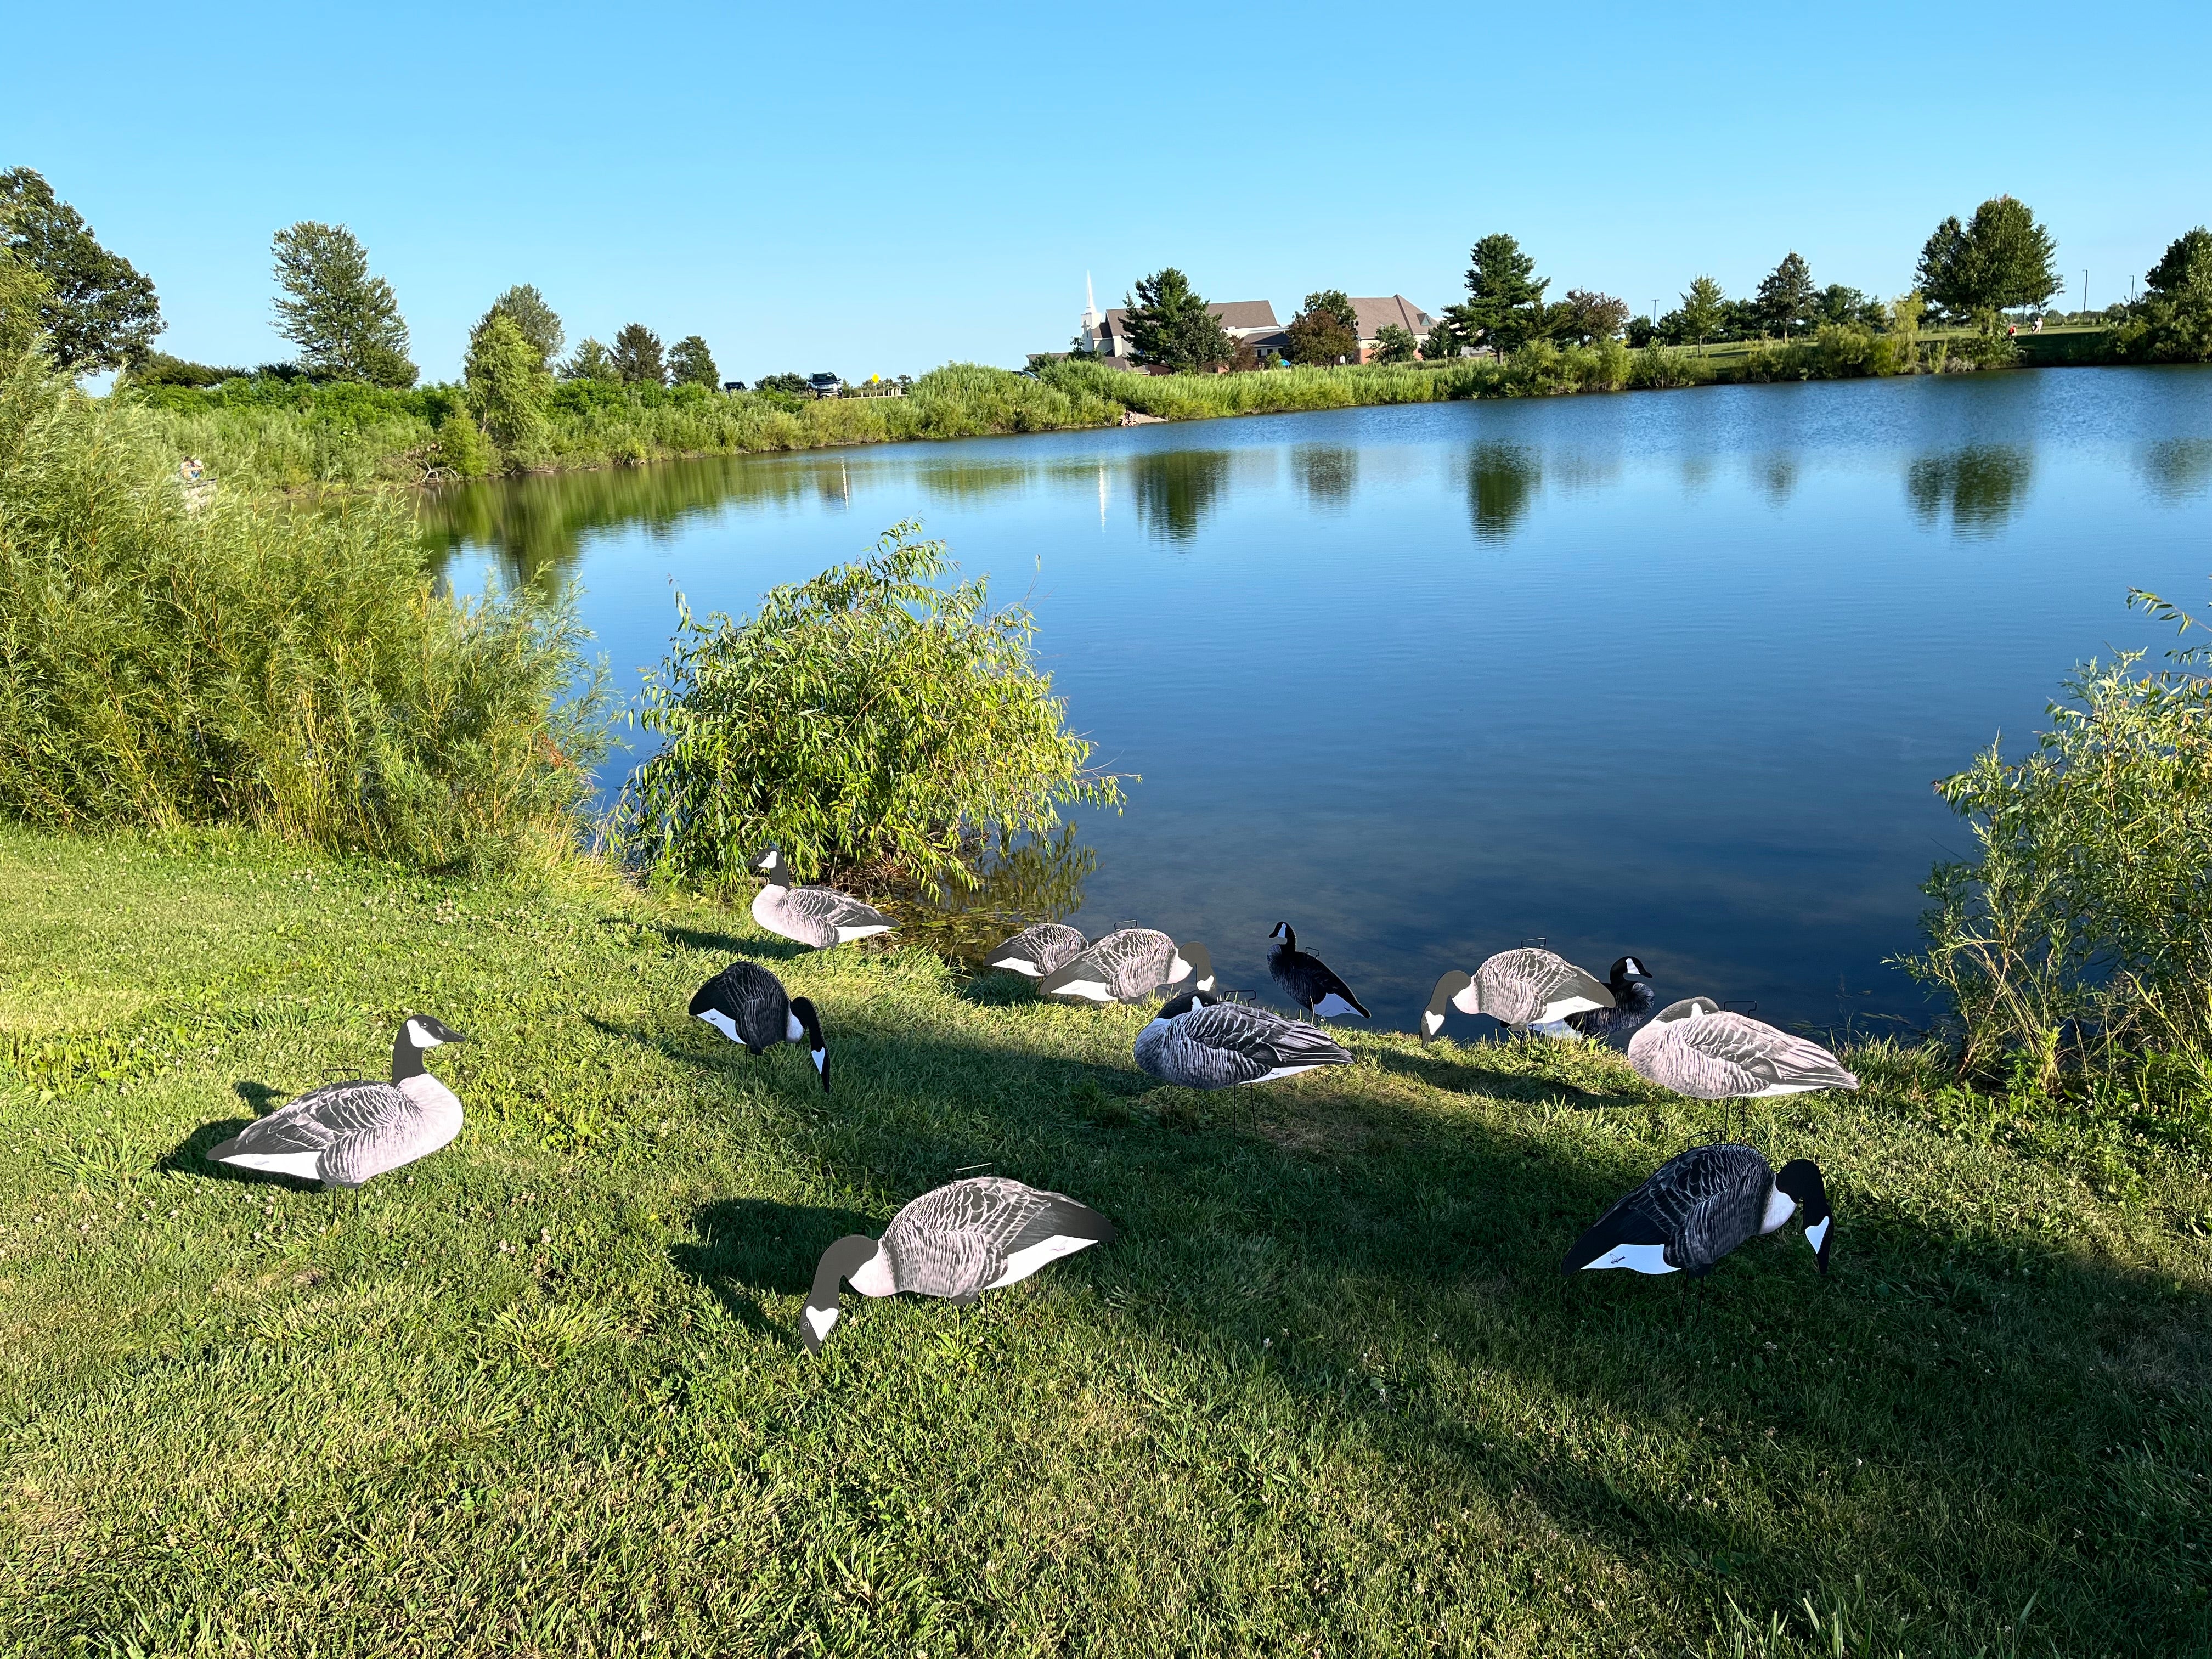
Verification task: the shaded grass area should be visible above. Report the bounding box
[1,827,2206,1655]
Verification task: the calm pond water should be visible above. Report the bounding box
[425,368,2212,1036]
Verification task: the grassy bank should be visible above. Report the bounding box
[2,825,2207,1655]
[123,328,2122,494]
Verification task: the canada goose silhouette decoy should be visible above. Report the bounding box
[1532,956,1657,1043]
[689,960,830,1092]
[1627,995,1860,1137]
[1561,1143,1832,1278]
[746,847,894,950]
[1039,930,1213,1006]
[1266,923,1371,1023]
[984,921,1090,979]
[1135,989,1353,1089]
[1421,947,1613,1040]
[800,1176,1117,1352]
[204,1015,469,1213]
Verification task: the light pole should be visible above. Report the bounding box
[2083,269,2089,318]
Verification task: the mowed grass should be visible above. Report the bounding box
[1,828,2207,1657]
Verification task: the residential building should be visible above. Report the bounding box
[1079,276,1289,368]
[1346,296,1440,361]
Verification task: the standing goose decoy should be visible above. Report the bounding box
[1421,947,1614,1040]
[1039,930,1214,1006]
[800,1176,1117,1352]
[1266,923,1372,1023]
[984,921,1090,979]
[746,847,894,950]
[1135,990,1353,1088]
[689,960,830,1092]
[204,1016,469,1209]
[1626,997,1860,1100]
[1532,955,1658,1042]
[1561,1143,1832,1277]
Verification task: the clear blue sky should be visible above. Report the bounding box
[8,1,2208,385]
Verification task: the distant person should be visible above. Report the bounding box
[2033,315,2045,333]
[2007,323,2018,337]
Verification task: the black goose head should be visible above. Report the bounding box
[802,1234,882,1353]
[746,846,789,883]
[1651,996,1721,1028]
[1421,970,1471,1042]
[1154,988,1224,1021]
[1610,956,1655,989]
[789,996,830,1093]
[1268,922,1295,953]
[1774,1159,1832,1274]
[392,1014,469,1081]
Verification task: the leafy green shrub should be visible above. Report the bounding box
[464,311,553,462]
[1627,344,1714,389]
[1900,585,2212,1097]
[612,521,1125,894]
[2112,291,2212,363]
[0,346,603,867]
[435,409,495,479]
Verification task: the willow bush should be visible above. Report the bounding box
[1900,585,2212,1099]
[0,345,604,867]
[612,521,1125,895]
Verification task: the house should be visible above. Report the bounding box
[1346,296,1440,362]
[1079,279,1290,368]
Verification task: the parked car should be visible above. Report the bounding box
[808,373,843,399]
[721,379,746,392]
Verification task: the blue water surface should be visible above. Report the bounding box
[426,366,2212,1034]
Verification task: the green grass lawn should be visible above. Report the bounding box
[1,827,2206,1656]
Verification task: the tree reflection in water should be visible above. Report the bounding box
[1130,449,1233,543]
[1906,446,2033,534]
[1464,442,1541,542]
[874,827,1095,970]
[2138,438,2212,504]
[1294,445,1358,509]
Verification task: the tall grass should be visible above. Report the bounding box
[0,346,603,868]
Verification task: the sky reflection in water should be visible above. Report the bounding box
[425,368,2212,1034]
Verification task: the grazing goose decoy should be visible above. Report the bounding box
[800,1176,1117,1352]
[1561,1143,1832,1277]
[1135,989,1353,1088]
[205,1016,469,1207]
[746,846,894,950]
[689,960,830,1092]
[1421,947,1613,1040]
[1532,955,1657,1042]
[984,921,1090,979]
[1266,923,1371,1022]
[1039,930,1213,1006]
[1626,997,1860,1100]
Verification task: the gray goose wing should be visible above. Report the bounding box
[986,922,1088,978]
[1631,1013,1859,1099]
[1469,949,1613,1027]
[1040,929,1175,1003]
[781,884,893,946]
[1140,1003,1352,1088]
[206,1080,404,1181]
[881,1177,1114,1301]
[1564,1144,1772,1274]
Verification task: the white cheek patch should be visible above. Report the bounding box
[1585,1243,1678,1275]
[698,1009,741,1042]
[1198,973,1216,991]
[785,1011,804,1041]
[804,1305,839,1342]
[1421,1010,1445,1036]
[405,1018,441,1048]
[811,1048,826,1073]
[1804,1216,1831,1252]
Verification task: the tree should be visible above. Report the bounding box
[1817,284,1886,328]
[1121,268,1235,372]
[1916,196,2060,324]
[754,371,811,397]
[464,311,553,457]
[1370,323,1419,363]
[1285,289,1358,364]
[1754,252,1815,338]
[1676,275,1726,344]
[0,240,52,358]
[611,323,665,386]
[1554,289,1628,343]
[1448,233,1548,352]
[1419,314,1469,359]
[270,221,416,386]
[479,284,563,369]
[0,168,163,372]
[561,337,618,382]
[668,334,719,388]
[2146,228,2212,298]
